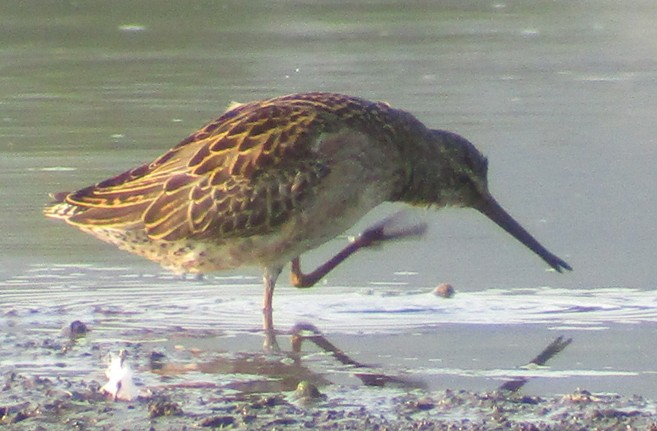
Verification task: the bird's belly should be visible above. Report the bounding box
[78,218,352,276]
[76,224,281,274]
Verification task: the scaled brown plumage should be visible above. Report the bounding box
[45,92,571,348]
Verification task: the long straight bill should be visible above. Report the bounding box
[476,196,572,272]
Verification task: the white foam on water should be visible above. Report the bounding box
[2,265,657,336]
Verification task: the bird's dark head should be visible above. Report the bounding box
[401,129,571,273]
[400,129,490,209]
[429,129,490,208]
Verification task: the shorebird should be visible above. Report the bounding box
[45,92,571,348]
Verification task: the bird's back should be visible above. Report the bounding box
[44,93,422,272]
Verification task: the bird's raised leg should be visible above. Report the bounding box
[290,323,425,387]
[498,336,573,392]
[262,266,283,352]
[291,212,427,288]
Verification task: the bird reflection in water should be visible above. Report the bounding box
[146,323,571,395]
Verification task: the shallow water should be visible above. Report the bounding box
[3,264,657,398]
[2,0,657,401]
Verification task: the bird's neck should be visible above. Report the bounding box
[393,130,459,207]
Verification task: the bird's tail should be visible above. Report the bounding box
[43,192,82,221]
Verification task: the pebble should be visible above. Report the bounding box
[433,283,455,298]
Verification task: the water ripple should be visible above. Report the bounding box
[2,265,657,335]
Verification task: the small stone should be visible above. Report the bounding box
[199,416,235,427]
[405,398,435,411]
[433,283,455,298]
[148,397,183,418]
[61,320,89,338]
[294,380,322,399]
[149,351,167,370]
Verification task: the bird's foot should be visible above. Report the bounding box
[353,211,427,249]
[263,330,281,353]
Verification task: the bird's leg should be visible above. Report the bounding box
[290,323,365,367]
[262,266,283,352]
[290,323,425,388]
[291,212,427,288]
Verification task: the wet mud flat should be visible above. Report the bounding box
[2,322,657,431]
[4,369,657,431]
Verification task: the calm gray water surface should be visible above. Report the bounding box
[2,1,657,396]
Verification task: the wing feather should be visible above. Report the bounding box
[55,97,333,241]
